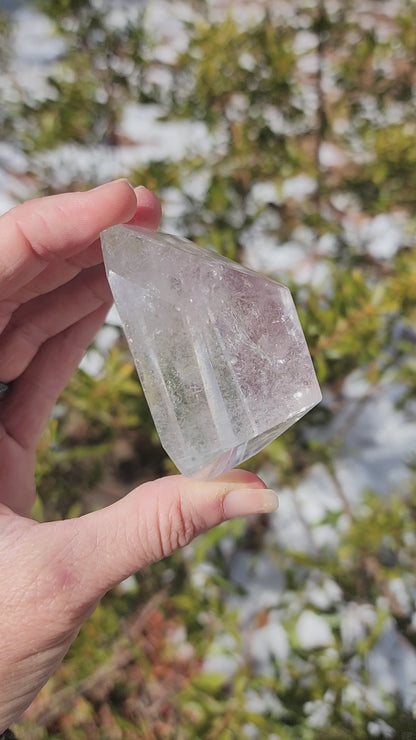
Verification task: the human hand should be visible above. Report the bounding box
[0,180,278,730]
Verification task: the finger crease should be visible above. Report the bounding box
[13,215,51,266]
[12,319,51,350]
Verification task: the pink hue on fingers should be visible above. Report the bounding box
[0,180,162,515]
[0,264,110,381]
[128,186,163,229]
[0,180,138,301]
[67,474,278,599]
[0,470,277,727]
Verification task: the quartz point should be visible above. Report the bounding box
[101,225,321,480]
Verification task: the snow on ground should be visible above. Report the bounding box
[2,0,416,720]
[30,105,211,189]
[12,6,64,72]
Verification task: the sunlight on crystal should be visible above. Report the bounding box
[101,225,321,479]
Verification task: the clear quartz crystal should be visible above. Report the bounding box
[101,225,321,479]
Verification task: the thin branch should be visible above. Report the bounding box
[26,591,166,729]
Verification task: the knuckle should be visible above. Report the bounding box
[149,490,198,561]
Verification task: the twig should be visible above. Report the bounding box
[314,0,327,215]
[27,591,165,729]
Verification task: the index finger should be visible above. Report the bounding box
[0,180,139,302]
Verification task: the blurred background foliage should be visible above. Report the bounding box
[1,0,416,737]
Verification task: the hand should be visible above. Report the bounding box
[0,180,278,730]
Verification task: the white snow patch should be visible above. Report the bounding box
[190,561,217,590]
[0,142,28,174]
[227,550,286,623]
[304,696,332,729]
[269,486,314,554]
[105,304,122,327]
[202,632,241,679]
[319,142,348,168]
[0,189,18,215]
[13,7,64,66]
[117,575,137,593]
[245,688,284,717]
[78,348,105,376]
[388,578,412,616]
[367,622,416,708]
[295,610,334,649]
[307,577,343,610]
[340,602,377,651]
[342,211,405,260]
[297,51,319,76]
[10,7,65,99]
[282,174,316,200]
[95,325,120,354]
[30,105,211,189]
[249,616,290,672]
[291,464,341,526]
[362,213,403,259]
[145,0,195,60]
[242,234,330,287]
[367,719,395,738]
[249,181,280,209]
[331,387,416,498]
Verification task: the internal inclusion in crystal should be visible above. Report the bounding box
[101,225,322,480]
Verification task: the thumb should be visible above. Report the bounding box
[0,472,278,729]
[49,471,278,611]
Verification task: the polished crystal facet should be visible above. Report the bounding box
[101,225,321,479]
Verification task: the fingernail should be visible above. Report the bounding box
[223,488,279,519]
[93,178,133,191]
[215,469,267,487]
